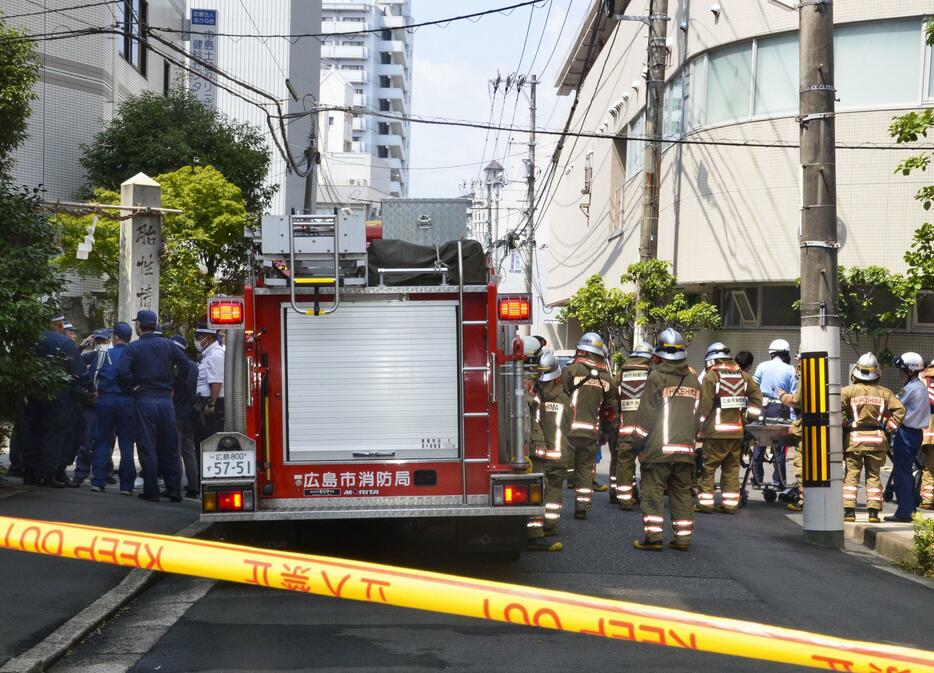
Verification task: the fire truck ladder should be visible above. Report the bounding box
[287,213,341,317]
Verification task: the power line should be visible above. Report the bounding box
[536,0,573,77]
[149,0,548,42]
[237,0,287,81]
[0,0,120,21]
[0,25,118,43]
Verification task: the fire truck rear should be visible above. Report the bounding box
[199,211,543,554]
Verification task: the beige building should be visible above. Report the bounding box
[543,0,934,383]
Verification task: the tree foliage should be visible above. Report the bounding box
[559,261,720,359]
[55,166,250,335]
[79,88,273,214]
[890,22,934,294]
[837,266,915,362]
[0,21,67,422]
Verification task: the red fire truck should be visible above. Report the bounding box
[198,212,544,554]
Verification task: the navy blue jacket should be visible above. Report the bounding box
[117,333,187,398]
[40,331,87,402]
[86,344,131,397]
[172,353,198,420]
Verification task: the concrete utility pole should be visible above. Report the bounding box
[523,74,538,337]
[118,173,162,327]
[799,0,843,548]
[633,0,669,346]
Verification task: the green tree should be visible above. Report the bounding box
[890,21,934,293]
[79,88,273,214]
[837,266,915,363]
[558,275,635,357]
[623,259,721,344]
[55,166,250,335]
[0,21,67,425]
[559,261,721,359]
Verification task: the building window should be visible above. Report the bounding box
[685,56,706,130]
[915,292,934,326]
[663,72,683,141]
[706,42,752,124]
[582,151,593,196]
[609,137,625,232]
[328,115,334,127]
[754,33,798,116]
[379,99,390,111]
[835,20,921,109]
[626,112,645,176]
[381,29,392,40]
[721,288,758,328]
[119,0,148,75]
[379,75,391,88]
[380,52,392,65]
[760,286,800,327]
[378,146,389,158]
[378,122,389,134]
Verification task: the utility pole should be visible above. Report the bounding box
[633,0,669,346]
[799,0,843,548]
[522,74,538,337]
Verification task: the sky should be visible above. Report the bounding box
[407,0,591,200]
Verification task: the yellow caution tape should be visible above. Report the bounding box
[0,515,931,673]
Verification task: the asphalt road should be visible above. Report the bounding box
[48,478,932,673]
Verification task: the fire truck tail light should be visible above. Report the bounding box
[207,298,244,327]
[497,295,532,324]
[204,489,254,513]
[493,481,542,506]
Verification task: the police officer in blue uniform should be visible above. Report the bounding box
[24,315,87,487]
[73,329,112,486]
[117,310,187,501]
[171,335,200,498]
[90,323,137,493]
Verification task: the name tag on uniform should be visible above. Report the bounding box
[620,399,641,412]
[622,371,648,381]
[720,396,748,409]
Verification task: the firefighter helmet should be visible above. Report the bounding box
[576,332,607,357]
[630,342,654,359]
[521,335,543,358]
[768,339,791,355]
[894,352,924,374]
[655,328,687,361]
[705,342,731,361]
[852,353,880,382]
[538,350,562,382]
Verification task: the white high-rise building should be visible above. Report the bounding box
[187,1,321,215]
[319,0,412,201]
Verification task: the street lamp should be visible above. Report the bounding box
[483,160,505,252]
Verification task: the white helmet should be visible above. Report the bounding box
[705,342,731,361]
[630,342,654,359]
[576,332,606,357]
[852,352,880,382]
[655,328,686,361]
[768,339,791,355]
[521,335,543,358]
[537,350,562,382]
[894,352,924,374]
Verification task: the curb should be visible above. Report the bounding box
[0,519,212,673]
[845,521,914,565]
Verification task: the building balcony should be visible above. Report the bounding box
[382,15,407,29]
[342,70,368,84]
[376,87,403,101]
[352,93,368,107]
[386,157,402,170]
[351,141,368,153]
[352,117,367,131]
[322,45,368,60]
[376,133,402,147]
[321,20,371,34]
[377,63,404,78]
[389,180,402,195]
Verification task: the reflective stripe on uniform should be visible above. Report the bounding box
[662,444,694,455]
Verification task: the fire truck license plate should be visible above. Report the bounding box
[202,449,256,479]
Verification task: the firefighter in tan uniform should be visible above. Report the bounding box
[563,332,618,520]
[614,342,654,510]
[921,359,934,510]
[696,343,763,514]
[527,351,571,550]
[840,353,905,523]
[631,329,702,552]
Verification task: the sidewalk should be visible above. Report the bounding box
[0,476,201,668]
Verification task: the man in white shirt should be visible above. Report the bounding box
[194,326,225,443]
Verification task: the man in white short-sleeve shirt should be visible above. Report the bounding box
[194,326,225,442]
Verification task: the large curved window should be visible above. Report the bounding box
[835,20,922,108]
[707,43,753,124]
[754,33,798,116]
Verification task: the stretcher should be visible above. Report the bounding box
[739,419,796,508]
